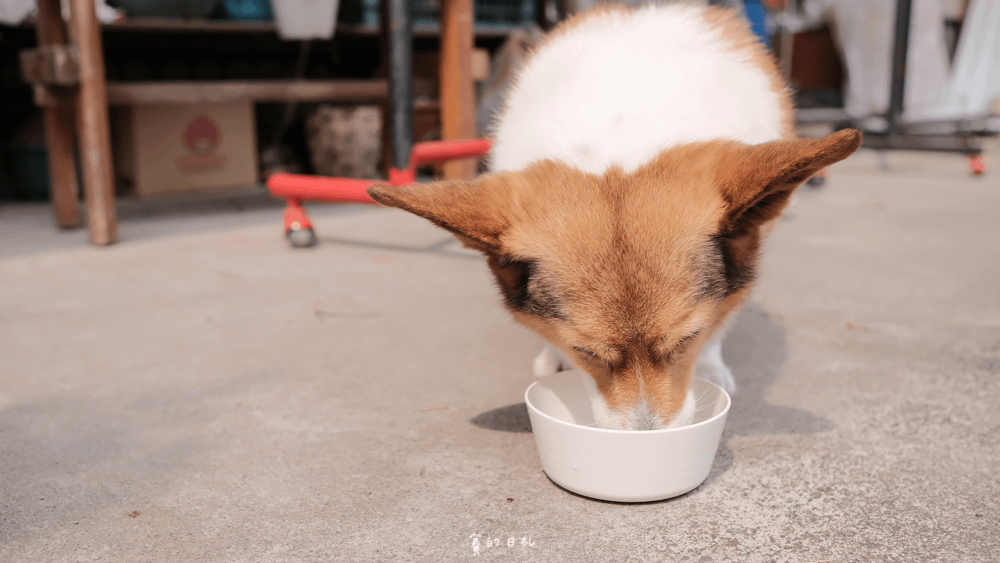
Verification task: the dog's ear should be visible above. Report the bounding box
[367,174,514,253]
[718,129,862,235]
[712,129,861,294]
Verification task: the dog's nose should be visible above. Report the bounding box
[623,400,666,431]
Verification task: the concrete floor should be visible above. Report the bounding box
[1,145,998,562]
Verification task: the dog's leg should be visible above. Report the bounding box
[532,343,565,378]
[695,331,737,395]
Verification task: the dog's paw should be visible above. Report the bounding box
[532,346,563,378]
[696,360,737,396]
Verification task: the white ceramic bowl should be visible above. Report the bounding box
[525,370,731,503]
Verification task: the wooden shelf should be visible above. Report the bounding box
[105,78,388,105]
[337,22,520,38]
[22,0,488,243]
[22,16,277,33]
[103,17,277,33]
[28,17,521,38]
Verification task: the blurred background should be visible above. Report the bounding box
[0,0,997,241]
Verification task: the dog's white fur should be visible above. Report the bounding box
[491,4,784,176]
[493,4,779,428]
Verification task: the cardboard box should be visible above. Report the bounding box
[114,101,258,196]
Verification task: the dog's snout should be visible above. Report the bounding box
[586,369,697,431]
[625,398,667,431]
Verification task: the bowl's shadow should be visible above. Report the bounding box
[469,303,834,501]
[469,402,532,433]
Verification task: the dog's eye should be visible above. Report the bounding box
[675,330,700,347]
[573,346,606,362]
[663,330,700,364]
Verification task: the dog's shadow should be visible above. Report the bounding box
[723,305,835,434]
[469,303,834,492]
[699,303,835,490]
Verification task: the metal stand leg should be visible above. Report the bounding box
[387,0,414,173]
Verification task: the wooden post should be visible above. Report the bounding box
[34,0,81,229]
[558,0,578,18]
[67,0,118,245]
[439,0,478,179]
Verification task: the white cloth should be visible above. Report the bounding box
[776,0,951,121]
[0,0,35,25]
[908,0,1000,121]
[272,0,339,40]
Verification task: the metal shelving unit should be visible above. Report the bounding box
[794,0,996,174]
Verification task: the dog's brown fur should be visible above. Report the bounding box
[369,129,861,426]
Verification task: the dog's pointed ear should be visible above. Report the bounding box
[710,129,861,295]
[367,174,513,253]
[718,129,862,234]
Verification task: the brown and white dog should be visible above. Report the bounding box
[369,3,861,430]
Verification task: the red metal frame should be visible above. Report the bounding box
[266,139,491,245]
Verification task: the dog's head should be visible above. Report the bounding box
[370,130,861,430]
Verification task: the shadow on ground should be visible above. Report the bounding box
[317,234,480,260]
[699,303,835,490]
[470,403,532,433]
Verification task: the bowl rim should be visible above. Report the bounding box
[524,370,732,436]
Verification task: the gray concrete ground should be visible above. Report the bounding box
[1,145,998,562]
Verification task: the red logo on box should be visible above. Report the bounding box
[175,116,227,173]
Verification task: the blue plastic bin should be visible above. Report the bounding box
[222,0,273,20]
[6,145,52,201]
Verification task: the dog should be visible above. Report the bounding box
[369,3,861,430]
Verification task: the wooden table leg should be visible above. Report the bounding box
[557,0,578,19]
[440,0,478,180]
[67,0,117,245]
[34,0,81,229]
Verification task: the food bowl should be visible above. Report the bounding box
[525,370,731,502]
